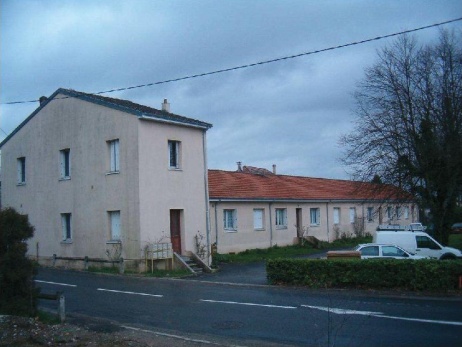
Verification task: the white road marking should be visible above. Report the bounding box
[201,299,297,309]
[301,305,382,315]
[303,305,462,326]
[35,280,77,287]
[97,288,163,298]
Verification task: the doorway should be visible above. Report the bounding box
[170,209,182,254]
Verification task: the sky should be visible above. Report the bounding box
[1,0,461,179]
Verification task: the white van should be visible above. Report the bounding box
[374,228,462,260]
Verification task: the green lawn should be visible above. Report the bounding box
[448,234,462,250]
[213,235,372,264]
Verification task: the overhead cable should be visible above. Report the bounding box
[2,17,461,106]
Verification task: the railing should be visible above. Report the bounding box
[38,291,65,322]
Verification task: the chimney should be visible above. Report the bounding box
[272,164,277,174]
[161,99,170,113]
[39,96,47,105]
[237,161,242,172]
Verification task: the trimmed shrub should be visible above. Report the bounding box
[267,258,462,291]
[0,208,38,315]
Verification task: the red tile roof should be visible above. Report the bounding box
[208,169,412,202]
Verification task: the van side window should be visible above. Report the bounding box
[416,236,441,250]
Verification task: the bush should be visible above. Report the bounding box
[0,208,38,315]
[266,258,462,291]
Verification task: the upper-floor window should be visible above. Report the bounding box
[17,157,26,184]
[108,139,120,173]
[223,209,237,231]
[61,213,72,242]
[275,208,287,228]
[59,149,71,179]
[253,209,264,230]
[109,210,121,241]
[168,140,181,169]
[367,207,374,222]
[349,207,356,223]
[333,207,340,224]
[310,208,320,226]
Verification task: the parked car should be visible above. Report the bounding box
[451,223,462,234]
[355,243,428,260]
[374,229,462,260]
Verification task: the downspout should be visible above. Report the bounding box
[214,202,219,251]
[269,202,273,247]
[326,202,330,243]
[202,131,211,266]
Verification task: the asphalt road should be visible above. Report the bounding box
[36,266,462,347]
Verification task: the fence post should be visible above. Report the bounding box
[52,254,57,267]
[58,291,65,322]
[84,256,89,270]
[119,258,125,274]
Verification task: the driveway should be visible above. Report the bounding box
[187,250,328,285]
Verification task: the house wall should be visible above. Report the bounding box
[210,200,418,254]
[138,120,209,256]
[0,94,141,261]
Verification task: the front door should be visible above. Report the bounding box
[170,210,182,254]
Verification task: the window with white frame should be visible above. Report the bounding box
[387,206,393,220]
[223,209,237,231]
[59,149,71,179]
[396,206,401,220]
[168,140,181,169]
[61,213,72,242]
[349,207,356,223]
[275,208,287,228]
[253,209,264,230]
[404,206,409,220]
[310,208,320,226]
[17,157,26,184]
[108,139,120,173]
[109,210,121,241]
[333,207,340,224]
[367,207,374,222]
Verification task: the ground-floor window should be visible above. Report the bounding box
[109,210,121,241]
[61,213,72,242]
[253,209,264,230]
[275,208,287,228]
[223,209,237,231]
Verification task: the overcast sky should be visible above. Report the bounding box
[1,0,461,179]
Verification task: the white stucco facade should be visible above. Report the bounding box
[0,89,211,267]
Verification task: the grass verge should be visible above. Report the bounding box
[214,235,373,263]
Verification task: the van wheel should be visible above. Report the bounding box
[440,254,456,260]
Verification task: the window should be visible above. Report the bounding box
[360,246,379,256]
[310,208,320,226]
[17,157,26,184]
[387,206,393,220]
[168,140,181,169]
[416,235,441,250]
[275,208,287,228]
[367,207,374,222]
[61,213,72,242]
[382,246,406,257]
[109,211,121,241]
[404,206,409,220]
[223,209,237,231]
[349,207,356,223]
[108,139,120,173]
[396,206,401,220]
[59,149,71,179]
[333,208,340,224]
[253,209,264,230]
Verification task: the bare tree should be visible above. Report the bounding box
[341,30,462,244]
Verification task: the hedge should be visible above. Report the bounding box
[266,258,462,291]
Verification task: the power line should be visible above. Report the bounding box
[2,17,461,106]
